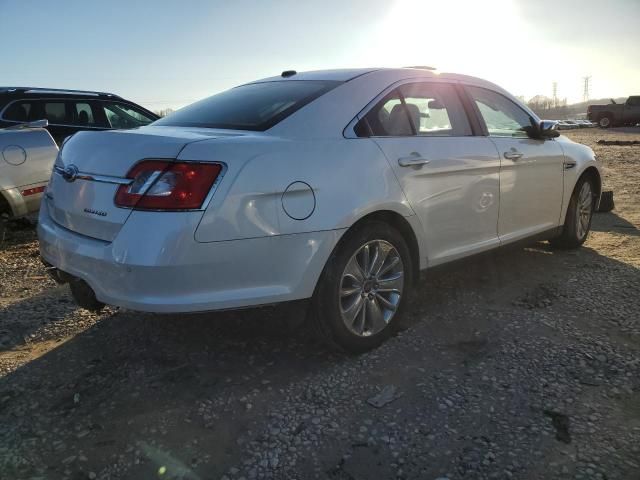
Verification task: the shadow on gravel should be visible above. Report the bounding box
[1,239,639,479]
[0,218,38,250]
[0,287,75,352]
[592,210,640,237]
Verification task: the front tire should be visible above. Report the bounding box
[311,221,413,353]
[550,177,595,249]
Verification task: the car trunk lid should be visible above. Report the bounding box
[46,126,239,242]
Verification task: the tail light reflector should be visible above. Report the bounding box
[115,160,222,210]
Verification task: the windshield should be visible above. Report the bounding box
[153,80,341,131]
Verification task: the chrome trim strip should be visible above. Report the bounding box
[53,165,133,185]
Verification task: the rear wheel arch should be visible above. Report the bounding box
[332,210,421,284]
[0,191,14,217]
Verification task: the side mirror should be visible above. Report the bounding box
[539,120,560,139]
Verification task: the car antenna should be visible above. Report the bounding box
[281,70,297,78]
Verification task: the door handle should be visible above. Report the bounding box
[503,150,524,160]
[398,152,430,167]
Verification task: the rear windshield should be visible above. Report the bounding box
[153,80,341,131]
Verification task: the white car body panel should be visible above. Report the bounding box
[38,68,602,312]
[0,127,57,217]
[490,136,564,243]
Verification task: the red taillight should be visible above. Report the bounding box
[115,160,222,210]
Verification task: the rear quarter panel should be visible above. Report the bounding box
[180,136,416,242]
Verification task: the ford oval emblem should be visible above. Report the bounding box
[62,165,79,182]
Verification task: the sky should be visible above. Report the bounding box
[2,0,639,112]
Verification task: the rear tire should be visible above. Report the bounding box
[311,221,413,353]
[550,177,595,249]
[70,279,105,312]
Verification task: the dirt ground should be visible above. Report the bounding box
[1,128,639,480]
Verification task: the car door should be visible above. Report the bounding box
[358,81,501,266]
[624,97,640,124]
[464,85,564,243]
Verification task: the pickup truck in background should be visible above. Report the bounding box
[587,96,640,128]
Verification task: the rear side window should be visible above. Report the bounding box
[357,82,471,137]
[3,100,70,124]
[154,80,341,131]
[43,102,67,123]
[3,101,32,121]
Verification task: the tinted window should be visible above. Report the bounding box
[103,102,154,128]
[3,101,32,121]
[358,82,471,137]
[44,102,67,123]
[627,97,640,107]
[467,86,534,138]
[74,102,97,126]
[154,81,340,131]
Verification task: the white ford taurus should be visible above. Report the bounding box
[38,68,601,351]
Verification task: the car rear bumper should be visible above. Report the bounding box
[38,206,344,313]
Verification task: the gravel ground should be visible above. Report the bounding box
[1,128,639,480]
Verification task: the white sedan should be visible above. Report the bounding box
[38,68,601,352]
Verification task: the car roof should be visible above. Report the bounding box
[248,67,506,91]
[0,86,121,99]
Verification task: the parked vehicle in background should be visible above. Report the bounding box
[587,96,640,128]
[575,120,595,128]
[0,87,159,145]
[39,68,602,352]
[557,120,579,130]
[1,120,57,239]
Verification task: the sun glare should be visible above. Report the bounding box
[357,0,523,76]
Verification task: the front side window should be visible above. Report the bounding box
[357,82,471,137]
[467,86,534,138]
[103,102,155,129]
[154,80,341,131]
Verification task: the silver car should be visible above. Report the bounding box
[39,68,601,352]
[1,120,57,238]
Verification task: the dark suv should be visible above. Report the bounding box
[0,87,159,145]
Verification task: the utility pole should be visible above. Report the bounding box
[552,82,558,108]
[582,76,591,103]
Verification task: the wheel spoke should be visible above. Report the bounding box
[360,244,371,277]
[365,297,386,334]
[377,255,400,278]
[377,271,403,292]
[369,242,390,277]
[340,285,361,297]
[375,292,398,311]
[342,294,365,326]
[343,256,365,284]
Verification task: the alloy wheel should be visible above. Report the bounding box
[339,240,404,337]
[576,181,593,239]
